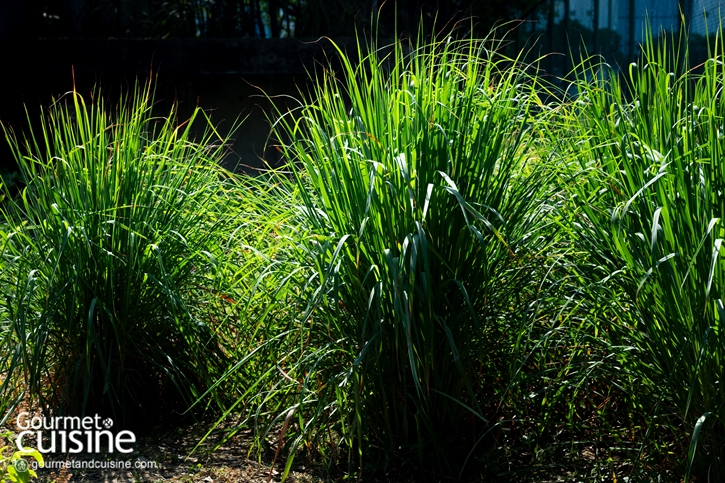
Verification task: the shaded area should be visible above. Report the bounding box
[0,37,362,172]
[0,0,540,39]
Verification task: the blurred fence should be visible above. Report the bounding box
[515,0,723,75]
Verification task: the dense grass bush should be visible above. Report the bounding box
[228,31,561,477]
[558,28,725,480]
[3,21,724,483]
[231,25,725,480]
[0,84,239,423]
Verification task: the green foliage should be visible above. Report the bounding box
[0,83,238,423]
[558,25,725,480]
[237,29,559,477]
[4,17,725,483]
[0,446,43,483]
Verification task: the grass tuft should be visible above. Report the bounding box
[0,82,239,424]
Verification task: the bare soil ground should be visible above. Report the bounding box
[19,417,327,483]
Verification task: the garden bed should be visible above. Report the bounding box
[1,22,724,483]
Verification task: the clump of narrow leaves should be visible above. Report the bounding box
[241,30,558,478]
[559,26,725,480]
[0,83,238,424]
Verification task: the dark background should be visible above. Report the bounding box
[0,0,704,173]
[0,0,544,173]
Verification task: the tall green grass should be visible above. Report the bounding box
[238,30,560,477]
[0,83,239,423]
[559,26,725,480]
[4,21,721,483]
